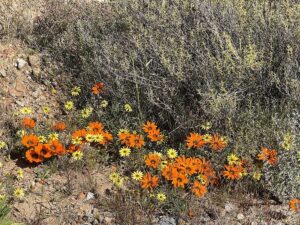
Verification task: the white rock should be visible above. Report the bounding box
[16,58,27,69]
[86,192,95,200]
[237,213,244,220]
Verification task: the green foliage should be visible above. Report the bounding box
[0,198,13,225]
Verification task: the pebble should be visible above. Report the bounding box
[237,213,244,220]
[15,58,27,69]
[86,192,95,201]
[159,216,176,225]
[225,203,238,213]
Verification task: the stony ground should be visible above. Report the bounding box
[0,38,299,225]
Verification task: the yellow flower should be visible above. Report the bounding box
[159,160,168,170]
[167,148,177,159]
[81,107,93,118]
[281,133,293,151]
[124,104,132,112]
[253,171,262,181]
[227,153,239,165]
[93,134,104,143]
[201,122,212,130]
[64,101,74,110]
[20,107,32,115]
[72,137,82,145]
[43,106,50,114]
[118,129,129,135]
[197,174,207,185]
[71,86,81,96]
[220,136,229,144]
[51,88,57,94]
[113,177,124,188]
[100,100,108,108]
[0,194,5,200]
[0,141,7,150]
[17,169,23,179]
[48,133,59,141]
[85,134,95,142]
[131,171,143,181]
[72,151,83,161]
[156,193,167,202]
[202,134,212,143]
[17,130,26,137]
[38,136,47,143]
[153,151,163,158]
[14,188,25,199]
[119,147,131,157]
[109,172,120,182]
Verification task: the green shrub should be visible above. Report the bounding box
[4,0,300,201]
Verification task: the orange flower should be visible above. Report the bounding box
[67,144,81,153]
[25,148,44,163]
[36,144,53,158]
[175,156,197,176]
[92,82,104,95]
[102,131,113,144]
[257,147,278,165]
[53,121,66,131]
[147,129,163,142]
[172,171,189,188]
[88,122,104,134]
[22,134,39,148]
[129,134,145,148]
[289,198,300,213]
[46,140,65,155]
[22,118,36,129]
[209,134,227,151]
[118,132,131,146]
[223,165,243,180]
[145,153,161,169]
[186,133,205,149]
[192,181,207,198]
[162,164,174,181]
[72,129,87,139]
[143,121,157,133]
[140,173,159,189]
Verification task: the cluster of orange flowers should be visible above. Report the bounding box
[143,121,164,142]
[222,160,249,180]
[118,131,145,148]
[257,147,278,165]
[92,82,104,95]
[186,132,227,151]
[163,157,216,197]
[20,117,112,163]
[141,153,217,198]
[22,134,66,163]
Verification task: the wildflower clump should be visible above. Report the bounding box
[17,114,113,164]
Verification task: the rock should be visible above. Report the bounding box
[237,213,244,220]
[0,69,6,77]
[92,219,100,225]
[83,212,94,223]
[159,216,176,225]
[86,192,95,201]
[28,55,41,67]
[32,67,41,76]
[224,203,238,213]
[15,58,27,69]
